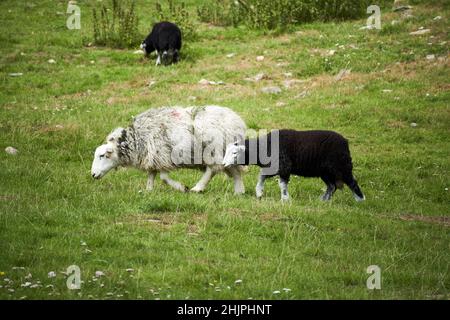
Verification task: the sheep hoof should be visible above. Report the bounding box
[234,190,245,195]
[321,194,331,201]
[190,186,204,193]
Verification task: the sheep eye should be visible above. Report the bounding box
[99,154,105,159]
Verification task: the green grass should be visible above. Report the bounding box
[0,0,449,299]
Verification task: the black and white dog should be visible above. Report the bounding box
[140,21,182,65]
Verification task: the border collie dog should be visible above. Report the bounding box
[140,21,182,65]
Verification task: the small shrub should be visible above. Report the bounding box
[92,0,141,48]
[156,0,197,41]
[198,0,380,30]
[197,0,241,26]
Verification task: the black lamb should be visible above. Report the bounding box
[140,21,182,65]
[222,129,365,202]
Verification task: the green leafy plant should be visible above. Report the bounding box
[156,0,197,41]
[198,0,386,30]
[92,0,141,48]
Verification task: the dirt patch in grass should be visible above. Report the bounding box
[121,213,208,233]
[0,195,18,201]
[399,214,450,227]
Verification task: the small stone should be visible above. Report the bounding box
[283,288,291,292]
[21,282,32,287]
[24,273,32,279]
[244,73,268,82]
[5,146,18,155]
[256,55,264,61]
[360,25,377,30]
[234,279,242,285]
[335,69,351,81]
[426,54,435,61]
[295,90,308,99]
[133,50,144,54]
[48,271,56,278]
[126,268,134,273]
[433,16,442,21]
[283,72,293,78]
[48,59,56,64]
[198,79,224,86]
[382,89,393,93]
[273,290,281,294]
[80,241,87,246]
[261,86,282,94]
[226,53,235,58]
[95,271,105,277]
[410,122,418,127]
[410,29,431,36]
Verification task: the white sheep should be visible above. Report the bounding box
[91,105,246,194]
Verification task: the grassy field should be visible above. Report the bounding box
[0,0,449,299]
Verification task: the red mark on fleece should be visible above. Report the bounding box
[171,110,181,118]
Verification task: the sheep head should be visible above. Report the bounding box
[223,142,245,168]
[91,128,125,179]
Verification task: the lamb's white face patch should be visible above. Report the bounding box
[91,143,119,179]
[223,143,244,167]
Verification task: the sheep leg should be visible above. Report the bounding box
[160,171,188,192]
[279,176,290,202]
[146,171,156,191]
[227,166,245,195]
[162,50,168,65]
[155,51,161,66]
[321,183,336,201]
[191,167,215,193]
[345,176,365,202]
[256,172,267,199]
